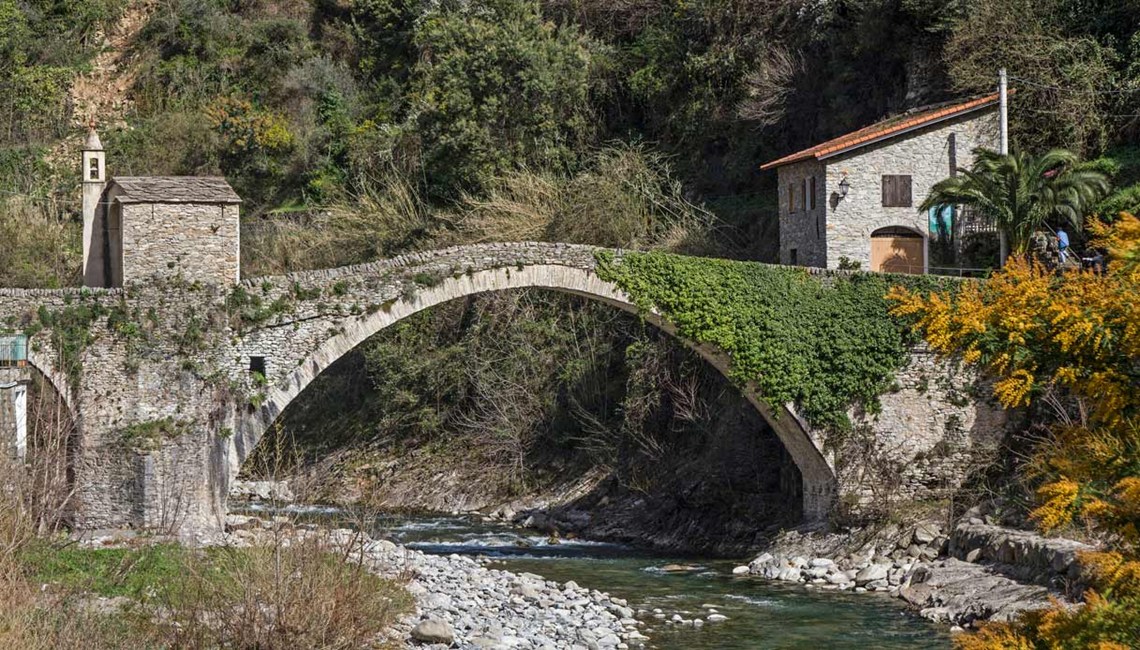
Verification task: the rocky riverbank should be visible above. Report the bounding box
[224,514,648,649]
[736,513,1090,629]
[227,482,1080,634]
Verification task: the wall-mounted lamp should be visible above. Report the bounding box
[838,175,850,199]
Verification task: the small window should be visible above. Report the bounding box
[88,157,99,180]
[789,248,798,265]
[787,183,795,212]
[249,356,267,377]
[882,175,913,207]
[809,176,817,210]
[801,179,808,212]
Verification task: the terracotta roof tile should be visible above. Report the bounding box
[760,93,1003,170]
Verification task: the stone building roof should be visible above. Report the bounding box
[110,177,242,204]
[760,93,1003,170]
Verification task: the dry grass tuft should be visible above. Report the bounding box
[241,172,445,277]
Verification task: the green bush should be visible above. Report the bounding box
[408,0,595,196]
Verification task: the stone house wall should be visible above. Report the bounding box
[777,159,827,267]
[121,202,240,286]
[822,108,999,270]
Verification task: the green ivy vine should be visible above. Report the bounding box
[596,251,953,431]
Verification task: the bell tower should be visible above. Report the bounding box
[81,123,107,287]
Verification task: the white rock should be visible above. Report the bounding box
[411,618,455,644]
[855,563,891,586]
[777,567,803,582]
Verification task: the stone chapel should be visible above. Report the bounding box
[81,127,242,288]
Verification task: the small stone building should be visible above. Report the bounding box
[81,128,241,288]
[761,94,1001,273]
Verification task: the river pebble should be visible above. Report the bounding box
[224,520,645,649]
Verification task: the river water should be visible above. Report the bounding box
[245,505,951,649]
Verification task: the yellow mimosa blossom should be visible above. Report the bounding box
[889,215,1140,649]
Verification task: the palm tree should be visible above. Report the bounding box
[921,148,1110,264]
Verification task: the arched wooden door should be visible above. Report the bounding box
[870,226,925,274]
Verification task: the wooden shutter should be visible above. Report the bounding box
[882,175,913,207]
[787,184,794,212]
[809,176,817,210]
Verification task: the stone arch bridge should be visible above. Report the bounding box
[0,243,1007,535]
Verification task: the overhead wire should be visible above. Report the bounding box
[1007,75,1140,96]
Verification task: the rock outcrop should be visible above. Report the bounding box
[744,517,1082,628]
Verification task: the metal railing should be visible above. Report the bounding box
[0,335,28,368]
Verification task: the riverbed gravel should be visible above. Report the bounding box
[224,516,647,649]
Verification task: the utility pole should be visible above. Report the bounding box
[998,68,1009,266]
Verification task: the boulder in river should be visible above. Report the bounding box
[661,564,701,573]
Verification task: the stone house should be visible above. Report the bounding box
[761,93,1001,273]
[81,128,241,288]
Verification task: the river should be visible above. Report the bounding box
[243,505,952,649]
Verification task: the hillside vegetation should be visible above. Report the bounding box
[3,0,1140,522]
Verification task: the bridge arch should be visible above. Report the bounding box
[25,352,76,416]
[231,262,838,521]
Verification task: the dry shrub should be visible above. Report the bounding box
[0,375,77,559]
[241,173,444,277]
[0,379,121,649]
[158,534,411,650]
[737,46,801,127]
[460,145,733,254]
[0,198,81,288]
[205,426,413,650]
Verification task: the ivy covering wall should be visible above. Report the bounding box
[597,251,952,430]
